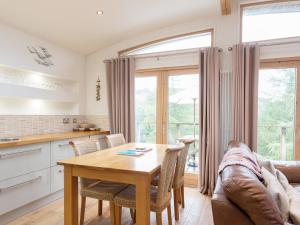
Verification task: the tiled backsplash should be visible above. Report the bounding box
[0,115,109,137]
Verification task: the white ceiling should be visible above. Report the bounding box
[0,0,220,55]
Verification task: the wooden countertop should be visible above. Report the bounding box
[0,130,110,149]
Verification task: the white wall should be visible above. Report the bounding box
[0,23,86,114]
[85,0,300,117]
[85,1,240,116]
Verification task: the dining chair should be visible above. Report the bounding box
[69,140,128,225]
[113,143,185,225]
[106,133,126,147]
[151,139,194,221]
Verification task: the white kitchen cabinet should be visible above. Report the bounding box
[50,165,64,193]
[0,143,51,181]
[0,168,51,215]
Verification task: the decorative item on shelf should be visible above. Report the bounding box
[73,123,101,132]
[27,46,54,67]
[96,76,101,101]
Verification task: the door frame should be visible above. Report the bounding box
[136,66,199,144]
[260,58,300,160]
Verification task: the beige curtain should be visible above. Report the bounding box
[105,57,135,142]
[199,47,221,195]
[231,44,260,151]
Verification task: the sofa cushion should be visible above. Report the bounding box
[254,153,277,175]
[289,189,300,225]
[276,170,294,194]
[262,167,290,222]
[291,184,300,193]
[221,165,284,225]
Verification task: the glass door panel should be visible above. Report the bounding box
[258,67,296,160]
[167,73,199,172]
[135,76,157,143]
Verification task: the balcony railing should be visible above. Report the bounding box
[257,125,295,160]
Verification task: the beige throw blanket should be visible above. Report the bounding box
[218,147,264,182]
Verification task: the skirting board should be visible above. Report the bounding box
[0,190,64,225]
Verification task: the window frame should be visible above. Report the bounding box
[119,29,214,56]
[260,57,300,160]
[240,0,300,44]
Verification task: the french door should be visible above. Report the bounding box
[135,67,199,175]
[259,59,300,160]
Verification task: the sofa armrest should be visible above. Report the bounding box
[212,177,255,225]
[272,160,300,183]
[212,193,255,225]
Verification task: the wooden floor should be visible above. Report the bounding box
[8,188,213,225]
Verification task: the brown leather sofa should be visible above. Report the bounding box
[212,142,300,225]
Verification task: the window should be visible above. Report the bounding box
[242,1,300,42]
[135,68,200,173]
[121,30,212,56]
[258,60,300,160]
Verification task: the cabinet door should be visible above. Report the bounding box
[0,168,51,215]
[50,165,64,193]
[0,143,51,181]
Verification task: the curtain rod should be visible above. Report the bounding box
[126,48,227,61]
[104,40,300,62]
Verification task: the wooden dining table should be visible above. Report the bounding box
[58,143,172,225]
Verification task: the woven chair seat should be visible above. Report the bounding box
[114,185,171,212]
[81,181,128,201]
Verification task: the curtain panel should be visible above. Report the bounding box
[105,57,135,142]
[199,47,221,195]
[231,44,260,151]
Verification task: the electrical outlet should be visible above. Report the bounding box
[63,118,70,124]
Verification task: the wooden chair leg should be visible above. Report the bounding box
[114,205,122,225]
[173,188,180,221]
[156,212,162,225]
[80,197,86,225]
[167,205,172,225]
[181,184,185,208]
[178,187,182,205]
[109,201,115,225]
[98,200,103,216]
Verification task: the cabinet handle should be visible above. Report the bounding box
[0,176,42,193]
[0,147,42,159]
[58,143,70,148]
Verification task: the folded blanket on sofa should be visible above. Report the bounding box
[218,147,264,182]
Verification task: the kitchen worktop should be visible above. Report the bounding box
[0,130,110,149]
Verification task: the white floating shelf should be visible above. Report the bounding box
[0,83,79,102]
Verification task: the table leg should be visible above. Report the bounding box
[136,176,150,225]
[64,166,78,225]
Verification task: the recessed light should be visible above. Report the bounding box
[96,10,104,15]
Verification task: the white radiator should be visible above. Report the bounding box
[220,71,232,158]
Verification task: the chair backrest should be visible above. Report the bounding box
[106,133,126,147]
[156,143,184,206]
[69,140,101,188]
[173,139,194,187]
[69,139,101,156]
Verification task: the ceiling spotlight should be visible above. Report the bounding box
[96,10,104,15]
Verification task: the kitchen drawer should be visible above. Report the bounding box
[0,168,50,215]
[89,135,108,149]
[51,137,88,166]
[0,143,51,181]
[50,165,64,193]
